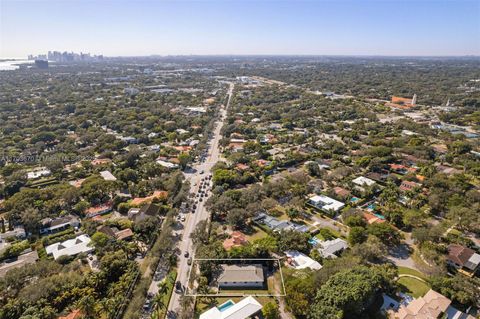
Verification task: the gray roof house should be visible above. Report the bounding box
[254,213,309,233]
[317,238,348,258]
[40,215,80,235]
[218,264,265,288]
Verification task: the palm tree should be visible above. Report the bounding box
[75,295,97,319]
[152,294,165,316]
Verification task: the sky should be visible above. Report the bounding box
[1,0,479,58]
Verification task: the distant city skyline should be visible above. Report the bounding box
[1,0,479,58]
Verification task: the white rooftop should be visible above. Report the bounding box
[100,170,117,181]
[309,195,345,212]
[199,296,262,319]
[27,168,51,180]
[45,234,94,260]
[285,250,322,270]
[352,176,376,187]
[156,159,179,168]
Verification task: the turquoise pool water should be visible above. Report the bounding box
[308,237,321,246]
[373,213,385,220]
[218,300,235,312]
[367,204,376,210]
[350,197,360,203]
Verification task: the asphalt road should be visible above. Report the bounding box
[166,82,234,318]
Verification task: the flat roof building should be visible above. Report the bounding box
[308,195,345,213]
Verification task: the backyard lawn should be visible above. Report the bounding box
[246,226,269,241]
[397,277,430,298]
[397,266,428,280]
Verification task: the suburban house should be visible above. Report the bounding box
[40,215,80,235]
[308,195,345,213]
[99,170,117,181]
[45,234,94,260]
[399,180,421,192]
[447,244,480,277]
[156,159,179,169]
[285,250,322,270]
[317,238,348,258]
[218,264,264,288]
[26,167,51,180]
[253,213,308,233]
[199,296,263,319]
[91,158,112,166]
[128,203,161,223]
[363,212,386,224]
[352,176,376,187]
[223,231,248,250]
[387,95,417,109]
[97,225,134,241]
[86,202,113,218]
[389,289,474,319]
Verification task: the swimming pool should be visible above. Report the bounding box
[350,197,360,203]
[373,213,385,220]
[308,237,321,246]
[218,300,235,312]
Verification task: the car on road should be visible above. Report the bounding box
[187,257,192,265]
[200,170,204,174]
[180,216,186,222]
[143,300,151,311]
[175,281,182,291]
[184,251,189,258]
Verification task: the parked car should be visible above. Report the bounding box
[175,281,182,291]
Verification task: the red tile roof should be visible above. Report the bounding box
[58,309,83,319]
[223,231,248,250]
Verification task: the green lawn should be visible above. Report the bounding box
[397,277,430,298]
[156,270,177,318]
[397,267,428,280]
[246,226,269,241]
[218,287,271,296]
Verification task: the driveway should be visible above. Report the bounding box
[386,243,418,271]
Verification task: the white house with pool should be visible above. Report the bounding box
[199,296,263,319]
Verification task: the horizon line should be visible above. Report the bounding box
[3,53,480,60]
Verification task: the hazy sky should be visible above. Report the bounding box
[1,0,479,58]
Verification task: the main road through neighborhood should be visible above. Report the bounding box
[166,82,234,317]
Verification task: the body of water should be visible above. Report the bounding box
[0,59,35,71]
